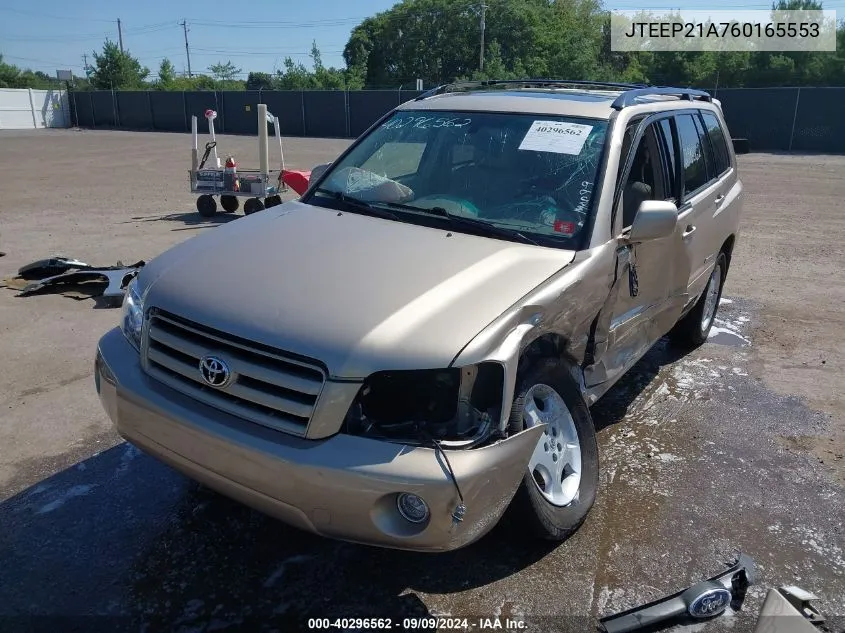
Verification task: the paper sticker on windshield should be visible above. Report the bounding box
[518,121,593,155]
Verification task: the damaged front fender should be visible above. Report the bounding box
[451,242,618,431]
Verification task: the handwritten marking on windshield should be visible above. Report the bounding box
[383,116,472,130]
[574,180,594,216]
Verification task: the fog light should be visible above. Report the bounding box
[396,493,430,524]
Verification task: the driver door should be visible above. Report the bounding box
[586,116,690,388]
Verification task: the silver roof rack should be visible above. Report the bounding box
[610,87,712,109]
[414,79,648,101]
[414,79,713,110]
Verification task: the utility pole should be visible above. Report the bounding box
[479,3,487,72]
[83,53,90,78]
[117,18,124,53]
[181,20,192,77]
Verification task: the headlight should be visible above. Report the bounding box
[343,363,505,447]
[120,277,144,352]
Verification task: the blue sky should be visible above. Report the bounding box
[1,0,842,80]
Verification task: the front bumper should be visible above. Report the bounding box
[95,327,542,552]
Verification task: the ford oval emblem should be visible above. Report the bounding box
[687,587,732,619]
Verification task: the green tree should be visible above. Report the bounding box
[276,57,314,89]
[90,39,149,89]
[0,55,23,88]
[209,60,241,82]
[155,58,176,89]
[310,41,346,89]
[274,43,349,89]
[342,0,845,89]
[345,0,609,88]
[246,71,275,90]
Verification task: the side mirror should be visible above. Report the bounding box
[310,163,331,183]
[628,200,678,242]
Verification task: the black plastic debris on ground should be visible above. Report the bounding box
[2,256,145,308]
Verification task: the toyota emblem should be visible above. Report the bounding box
[199,355,231,388]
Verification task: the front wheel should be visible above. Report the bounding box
[669,251,727,349]
[507,359,599,541]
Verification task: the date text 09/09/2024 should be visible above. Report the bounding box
[307,617,527,630]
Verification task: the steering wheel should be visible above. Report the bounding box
[411,195,481,217]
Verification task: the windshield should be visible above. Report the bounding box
[308,110,608,248]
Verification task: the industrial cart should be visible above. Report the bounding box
[189,104,287,217]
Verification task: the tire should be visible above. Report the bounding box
[506,358,599,541]
[264,194,282,208]
[669,251,727,349]
[220,195,239,213]
[243,197,265,216]
[196,194,217,218]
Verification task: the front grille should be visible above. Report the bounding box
[142,309,326,436]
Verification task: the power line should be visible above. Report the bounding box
[2,53,85,69]
[122,21,181,33]
[0,19,181,43]
[0,7,114,22]
[1,32,112,43]
[192,48,345,57]
[188,17,365,29]
[131,46,185,56]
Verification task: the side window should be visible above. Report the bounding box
[616,117,645,190]
[656,118,678,201]
[692,114,715,182]
[674,114,708,196]
[701,111,731,176]
[617,123,668,229]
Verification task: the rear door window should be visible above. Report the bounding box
[701,111,731,176]
[675,113,709,196]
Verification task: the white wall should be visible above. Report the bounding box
[0,88,69,129]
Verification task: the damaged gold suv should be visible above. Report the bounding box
[95,80,743,552]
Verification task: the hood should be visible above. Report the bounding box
[141,201,575,378]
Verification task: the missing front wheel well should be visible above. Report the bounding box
[518,334,578,379]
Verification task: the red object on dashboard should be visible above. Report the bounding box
[554,220,576,235]
[281,170,312,196]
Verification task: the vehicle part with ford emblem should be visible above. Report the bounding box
[599,553,757,633]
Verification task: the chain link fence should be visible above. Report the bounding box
[69,89,424,140]
[68,87,845,153]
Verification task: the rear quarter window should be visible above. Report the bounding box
[701,111,731,176]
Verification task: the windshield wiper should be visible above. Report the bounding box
[314,188,402,222]
[386,202,540,246]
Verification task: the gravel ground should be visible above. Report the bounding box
[0,129,843,632]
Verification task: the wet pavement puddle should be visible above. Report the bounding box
[1,296,843,632]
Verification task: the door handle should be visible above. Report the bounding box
[683,225,697,238]
[714,194,725,205]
